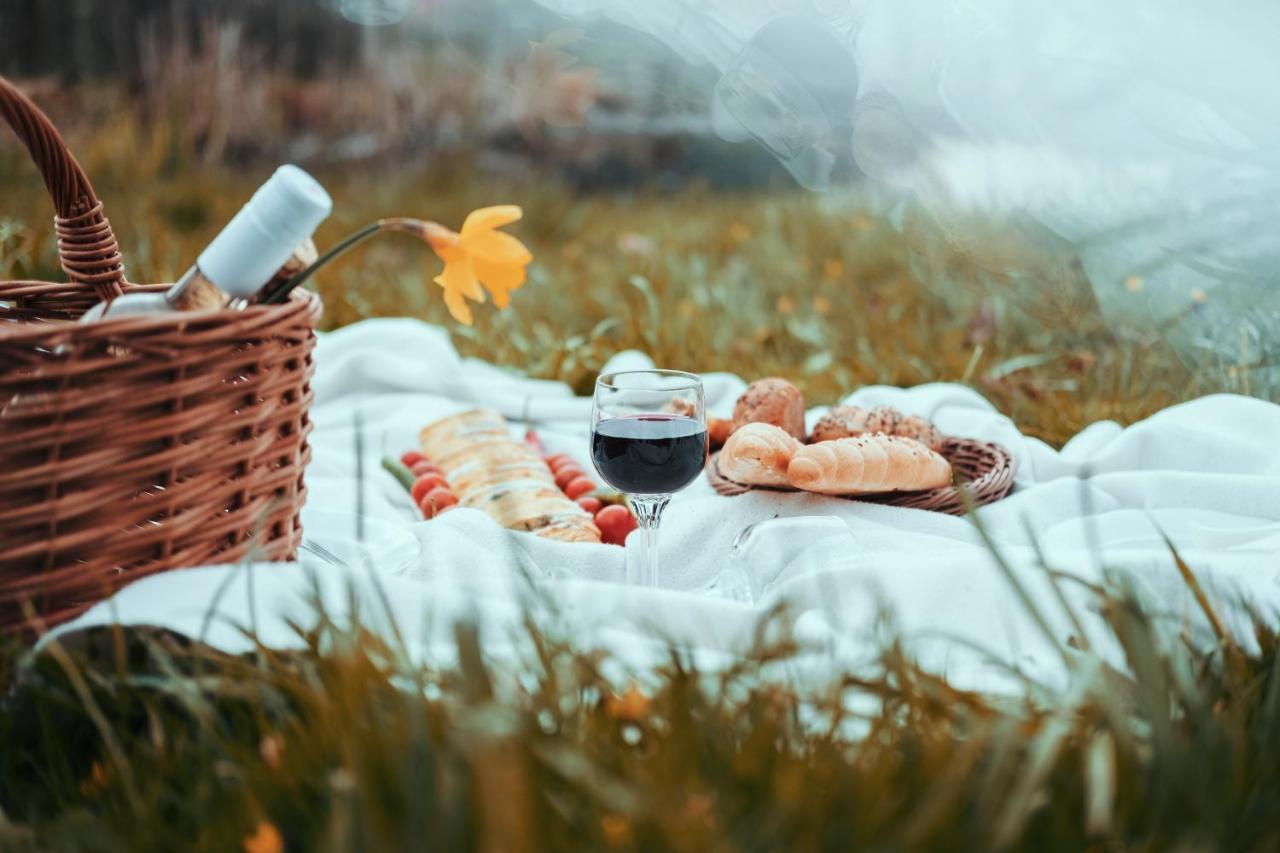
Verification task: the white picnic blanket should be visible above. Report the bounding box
[53,319,1280,692]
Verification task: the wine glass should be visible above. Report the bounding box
[590,370,708,587]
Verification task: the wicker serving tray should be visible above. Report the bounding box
[706,437,1016,516]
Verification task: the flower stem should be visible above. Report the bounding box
[258,221,384,304]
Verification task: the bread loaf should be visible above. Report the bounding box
[731,378,806,440]
[420,408,601,542]
[810,405,944,451]
[718,422,802,487]
[787,434,951,495]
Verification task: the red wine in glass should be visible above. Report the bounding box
[591,414,708,494]
[591,369,705,587]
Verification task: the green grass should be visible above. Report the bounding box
[1,561,1278,851]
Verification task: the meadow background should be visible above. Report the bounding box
[2,0,1266,449]
[2,2,1278,849]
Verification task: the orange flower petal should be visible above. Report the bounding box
[459,229,533,266]
[439,283,475,326]
[435,254,485,302]
[473,257,528,308]
[434,253,483,326]
[460,205,522,237]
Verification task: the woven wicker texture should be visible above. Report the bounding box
[706,437,1016,516]
[0,76,319,632]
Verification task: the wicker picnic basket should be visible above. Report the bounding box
[0,77,321,633]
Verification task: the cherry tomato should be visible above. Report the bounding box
[594,504,637,546]
[422,487,457,513]
[564,476,597,500]
[411,474,448,503]
[554,467,585,490]
[400,450,425,468]
[576,496,602,514]
[545,452,571,468]
[549,456,580,473]
[411,460,442,477]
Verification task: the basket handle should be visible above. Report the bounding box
[0,76,126,300]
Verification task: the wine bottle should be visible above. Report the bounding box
[81,165,332,321]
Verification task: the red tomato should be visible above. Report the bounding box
[400,450,425,468]
[411,460,442,477]
[423,487,457,513]
[549,456,580,473]
[554,467,585,490]
[545,452,571,468]
[576,496,602,514]
[594,504,637,546]
[418,489,458,518]
[411,474,448,503]
[563,476,597,500]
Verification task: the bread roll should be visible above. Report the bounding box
[731,378,806,440]
[707,417,734,449]
[787,434,952,495]
[810,405,944,451]
[809,405,866,443]
[718,422,802,487]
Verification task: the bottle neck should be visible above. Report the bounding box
[166,266,230,312]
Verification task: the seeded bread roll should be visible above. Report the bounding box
[809,405,944,452]
[731,378,806,441]
[787,434,951,495]
[718,422,802,487]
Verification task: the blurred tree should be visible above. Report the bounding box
[0,0,366,82]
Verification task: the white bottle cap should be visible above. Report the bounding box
[197,165,333,298]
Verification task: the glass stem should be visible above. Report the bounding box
[629,495,670,587]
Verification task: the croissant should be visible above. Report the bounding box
[718,422,802,487]
[787,434,951,495]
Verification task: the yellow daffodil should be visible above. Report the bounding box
[425,205,534,326]
[277,206,534,327]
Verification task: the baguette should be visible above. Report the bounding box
[787,434,951,495]
[718,422,802,487]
